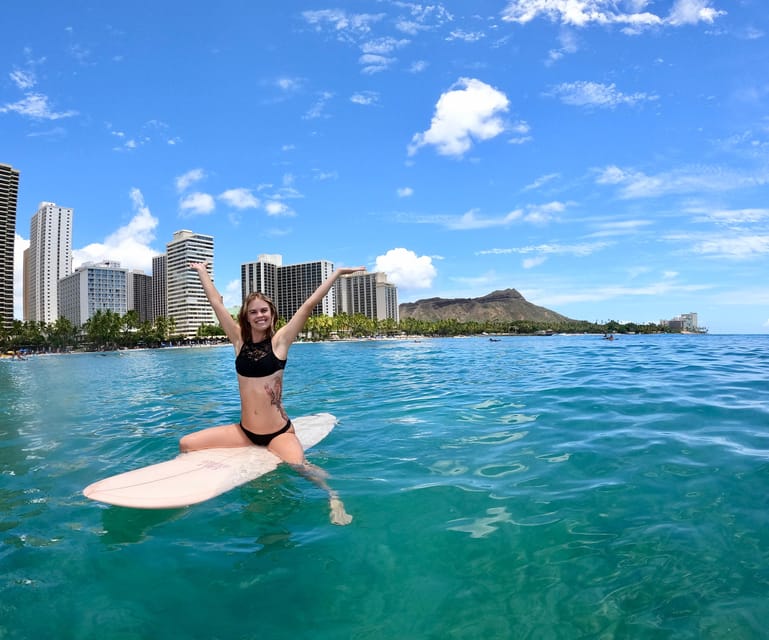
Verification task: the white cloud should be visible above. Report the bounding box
[179,192,216,215]
[440,201,566,229]
[595,164,769,198]
[0,93,78,120]
[108,120,179,152]
[477,241,610,257]
[175,168,206,192]
[10,70,36,90]
[302,9,413,73]
[264,201,295,217]
[547,30,579,64]
[362,36,409,55]
[524,201,567,223]
[588,219,653,237]
[374,248,437,289]
[406,200,568,228]
[667,0,726,26]
[396,20,428,36]
[302,9,384,40]
[397,187,414,198]
[548,81,657,108]
[72,188,159,272]
[351,91,379,105]
[501,0,662,27]
[446,208,522,230]
[446,30,485,43]
[500,0,724,29]
[276,76,303,91]
[359,53,395,74]
[219,188,260,209]
[508,120,532,144]
[596,164,631,185]
[394,3,453,35]
[689,234,769,259]
[523,173,560,191]
[304,91,334,119]
[408,77,510,157]
[703,208,769,224]
[313,169,338,181]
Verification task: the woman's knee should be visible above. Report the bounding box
[179,433,195,453]
[269,436,305,465]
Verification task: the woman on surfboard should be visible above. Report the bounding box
[181,261,364,525]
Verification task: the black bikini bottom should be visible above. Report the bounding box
[238,420,292,447]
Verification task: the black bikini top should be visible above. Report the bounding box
[235,338,286,378]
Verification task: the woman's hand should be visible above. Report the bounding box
[335,266,366,277]
[190,261,208,273]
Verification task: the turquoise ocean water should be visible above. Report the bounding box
[1,334,768,639]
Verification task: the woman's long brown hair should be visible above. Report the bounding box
[238,292,278,344]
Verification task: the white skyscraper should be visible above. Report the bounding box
[25,202,73,323]
[58,261,128,327]
[166,230,215,338]
[335,271,399,322]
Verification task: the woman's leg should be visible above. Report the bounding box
[269,431,353,526]
[179,423,252,452]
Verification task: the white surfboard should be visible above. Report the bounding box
[83,413,337,509]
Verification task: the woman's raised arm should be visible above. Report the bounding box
[274,266,365,350]
[190,262,240,345]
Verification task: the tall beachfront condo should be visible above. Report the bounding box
[128,270,153,323]
[0,163,20,328]
[679,312,699,332]
[151,254,167,321]
[335,271,399,322]
[166,230,215,338]
[26,202,73,323]
[58,261,128,327]
[241,254,281,305]
[276,260,335,322]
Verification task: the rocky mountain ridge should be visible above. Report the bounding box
[398,288,573,323]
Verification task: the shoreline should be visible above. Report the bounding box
[4,331,750,360]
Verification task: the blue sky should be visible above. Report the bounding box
[3,1,768,333]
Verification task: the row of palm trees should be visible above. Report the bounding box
[1,311,667,353]
[1,310,179,352]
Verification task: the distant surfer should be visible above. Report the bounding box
[182,261,364,525]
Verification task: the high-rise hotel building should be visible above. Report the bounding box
[128,270,153,323]
[151,254,167,321]
[335,271,399,322]
[0,163,20,328]
[241,254,281,306]
[242,255,335,321]
[166,230,215,338]
[25,202,73,323]
[241,256,398,323]
[58,261,128,327]
[278,260,335,321]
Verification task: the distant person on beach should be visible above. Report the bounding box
[181,261,364,525]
